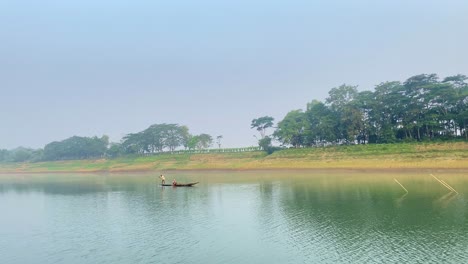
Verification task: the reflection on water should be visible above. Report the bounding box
[1,171,467,263]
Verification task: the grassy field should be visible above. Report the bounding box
[1,142,467,173]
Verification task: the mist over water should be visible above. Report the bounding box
[1,171,467,263]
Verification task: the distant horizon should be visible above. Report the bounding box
[2,71,466,151]
[2,0,468,149]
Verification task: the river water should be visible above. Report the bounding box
[1,170,467,263]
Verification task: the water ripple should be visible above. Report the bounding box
[1,173,468,263]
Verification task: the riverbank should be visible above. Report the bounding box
[1,142,467,173]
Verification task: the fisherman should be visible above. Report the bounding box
[160,174,166,184]
[172,179,177,186]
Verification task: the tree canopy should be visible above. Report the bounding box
[120,124,212,154]
[1,123,213,162]
[43,136,109,160]
[273,73,468,147]
[2,72,466,161]
[251,116,275,138]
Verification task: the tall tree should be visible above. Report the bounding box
[402,74,439,140]
[274,110,308,147]
[305,100,337,145]
[43,136,108,160]
[107,143,123,157]
[353,91,374,143]
[187,135,199,150]
[443,75,468,138]
[216,135,223,148]
[371,81,403,143]
[251,116,274,138]
[325,84,359,111]
[121,132,146,154]
[258,136,273,152]
[180,126,191,150]
[325,84,360,143]
[197,134,213,149]
[162,124,185,152]
[10,147,33,162]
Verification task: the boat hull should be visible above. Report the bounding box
[161,182,199,187]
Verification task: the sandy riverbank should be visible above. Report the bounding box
[1,142,467,174]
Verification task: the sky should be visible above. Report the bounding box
[1,0,468,149]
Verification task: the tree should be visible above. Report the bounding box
[325,84,360,143]
[143,124,167,152]
[161,124,185,152]
[187,135,199,150]
[305,100,337,145]
[121,132,146,154]
[325,84,358,111]
[370,81,403,143]
[443,75,468,139]
[107,143,123,157]
[251,116,274,138]
[43,135,108,160]
[258,136,272,152]
[10,147,33,162]
[354,90,375,143]
[180,126,191,150]
[197,134,213,149]
[216,135,223,148]
[122,123,190,153]
[0,149,9,162]
[401,74,439,140]
[30,149,44,162]
[274,110,308,147]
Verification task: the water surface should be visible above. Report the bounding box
[1,171,467,263]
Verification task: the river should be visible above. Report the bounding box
[1,170,467,263]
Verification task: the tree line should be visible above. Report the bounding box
[0,124,214,162]
[253,73,468,148]
[2,73,467,162]
[111,123,213,156]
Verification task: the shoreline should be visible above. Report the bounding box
[1,166,467,175]
[1,142,467,174]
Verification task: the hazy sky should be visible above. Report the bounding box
[1,0,468,149]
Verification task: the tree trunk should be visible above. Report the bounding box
[465,121,467,140]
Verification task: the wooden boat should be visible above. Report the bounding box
[161,182,199,187]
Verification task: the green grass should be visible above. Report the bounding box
[270,142,465,157]
[1,142,467,173]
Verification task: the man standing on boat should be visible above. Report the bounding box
[160,174,166,184]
